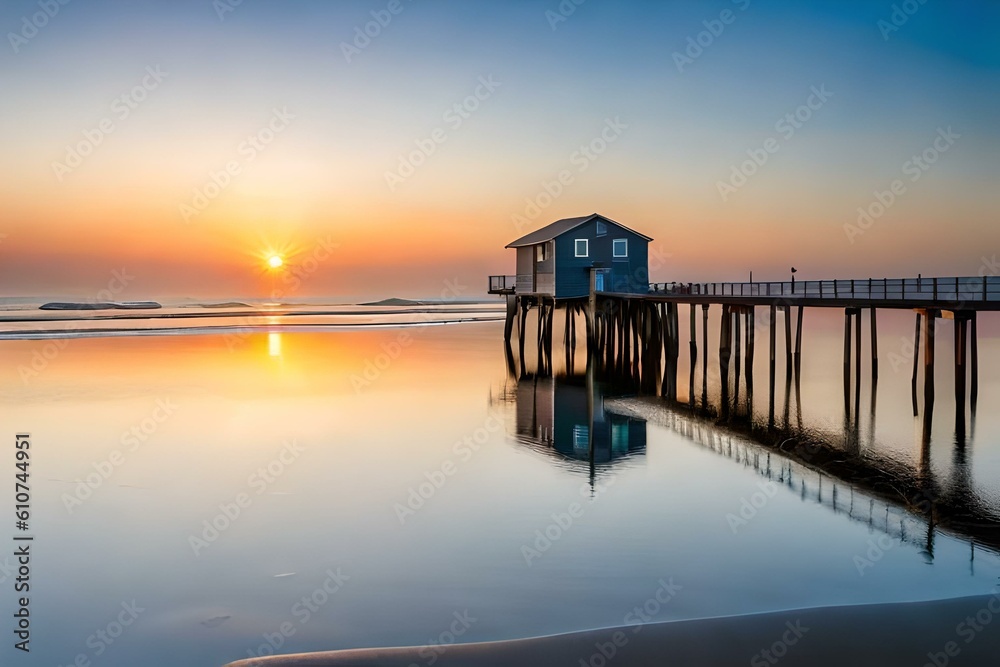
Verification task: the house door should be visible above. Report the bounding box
[595,271,605,292]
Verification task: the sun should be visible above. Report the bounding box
[267,255,284,269]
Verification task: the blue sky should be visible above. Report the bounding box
[1,0,998,298]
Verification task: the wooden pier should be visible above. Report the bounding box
[492,274,1000,554]
[491,275,999,425]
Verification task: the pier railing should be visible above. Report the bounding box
[648,276,1000,303]
[488,275,517,294]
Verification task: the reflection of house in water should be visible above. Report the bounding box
[513,375,646,464]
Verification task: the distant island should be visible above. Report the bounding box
[359,298,431,307]
[358,298,493,307]
[177,302,252,309]
[39,301,163,311]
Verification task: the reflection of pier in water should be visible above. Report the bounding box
[613,403,962,560]
[510,375,646,464]
[492,371,646,490]
[604,382,1000,555]
[501,322,1000,554]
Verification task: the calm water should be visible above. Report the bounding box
[1,308,999,667]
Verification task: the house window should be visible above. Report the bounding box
[575,239,589,257]
[535,243,548,262]
[613,239,628,258]
[596,220,607,237]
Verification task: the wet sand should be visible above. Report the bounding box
[224,595,1000,667]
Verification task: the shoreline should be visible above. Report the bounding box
[0,317,506,341]
[223,595,1000,667]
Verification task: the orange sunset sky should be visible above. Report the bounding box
[1,0,998,301]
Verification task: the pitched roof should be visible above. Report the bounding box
[506,213,653,248]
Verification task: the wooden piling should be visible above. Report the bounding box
[955,317,967,436]
[650,303,663,394]
[661,303,669,397]
[630,301,640,381]
[911,311,921,416]
[689,305,697,407]
[870,308,879,380]
[843,309,852,416]
[518,299,529,377]
[630,301,638,381]
[720,305,732,418]
[543,300,551,375]
[923,310,936,409]
[503,294,517,345]
[854,308,862,418]
[545,300,555,375]
[746,307,755,393]
[733,308,742,398]
[563,303,571,346]
[504,339,517,377]
[605,303,615,373]
[970,312,978,411]
[793,305,803,377]
[666,303,679,400]
[564,305,573,372]
[536,300,547,376]
[769,305,777,425]
[572,305,580,354]
[633,301,643,380]
[622,300,630,377]
[617,301,626,375]
[783,306,792,380]
[587,270,597,349]
[702,304,709,408]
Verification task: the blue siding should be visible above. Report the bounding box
[553,219,650,298]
